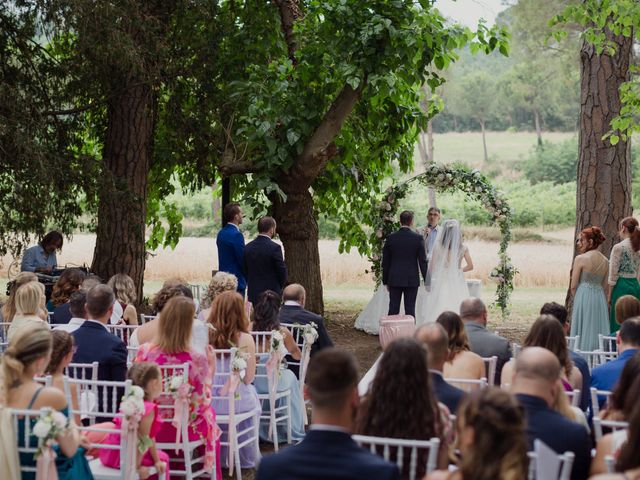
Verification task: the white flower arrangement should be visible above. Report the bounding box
[270,330,288,358]
[33,408,69,455]
[303,322,319,345]
[168,374,192,399]
[120,386,146,419]
[231,349,249,380]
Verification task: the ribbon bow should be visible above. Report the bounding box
[121,415,140,480]
[220,371,242,475]
[35,444,58,480]
[265,350,284,439]
[172,384,190,447]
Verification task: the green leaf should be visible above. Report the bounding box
[286,130,301,145]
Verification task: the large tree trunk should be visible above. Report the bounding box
[567,32,633,305]
[91,84,155,303]
[533,108,543,146]
[272,187,324,314]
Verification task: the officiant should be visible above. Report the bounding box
[422,207,441,258]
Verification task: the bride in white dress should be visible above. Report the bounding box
[420,219,474,324]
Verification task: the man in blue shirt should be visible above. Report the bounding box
[592,316,640,392]
[21,231,64,273]
[216,203,246,295]
[422,207,441,259]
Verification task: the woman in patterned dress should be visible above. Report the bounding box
[608,217,640,333]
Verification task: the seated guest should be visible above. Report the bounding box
[0,271,37,323]
[356,338,451,475]
[592,317,640,393]
[1,323,91,478]
[511,347,591,480]
[52,290,87,334]
[256,349,400,480]
[279,283,333,356]
[426,389,528,480]
[50,268,86,324]
[501,315,583,392]
[198,271,238,321]
[132,283,193,346]
[599,352,640,420]
[459,297,511,381]
[415,323,466,413]
[7,281,47,342]
[614,295,640,327]
[72,284,127,420]
[107,273,138,325]
[248,290,305,442]
[20,230,63,273]
[540,302,591,411]
[591,375,640,476]
[208,290,261,469]
[135,296,220,479]
[46,330,83,425]
[436,311,485,383]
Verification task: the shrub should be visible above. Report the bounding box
[522,137,578,185]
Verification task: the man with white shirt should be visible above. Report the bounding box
[52,290,87,334]
[423,207,441,258]
[243,216,287,304]
[256,349,400,480]
[72,284,127,420]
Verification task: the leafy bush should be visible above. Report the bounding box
[522,137,578,185]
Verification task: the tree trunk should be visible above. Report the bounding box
[427,120,436,208]
[533,108,543,146]
[480,118,488,167]
[272,187,324,314]
[567,33,633,306]
[417,132,428,170]
[91,84,155,304]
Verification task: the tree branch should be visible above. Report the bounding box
[274,0,303,66]
[219,159,259,176]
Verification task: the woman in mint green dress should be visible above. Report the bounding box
[570,226,609,351]
[608,217,640,333]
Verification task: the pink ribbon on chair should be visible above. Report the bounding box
[299,349,312,425]
[220,371,241,476]
[220,371,240,398]
[265,351,283,439]
[35,444,58,480]
[172,384,190,448]
[121,415,139,480]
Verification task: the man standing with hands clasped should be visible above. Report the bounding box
[422,207,441,259]
[381,210,428,319]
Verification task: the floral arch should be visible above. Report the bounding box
[369,163,515,318]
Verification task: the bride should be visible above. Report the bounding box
[420,219,474,325]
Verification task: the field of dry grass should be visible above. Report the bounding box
[1,230,573,288]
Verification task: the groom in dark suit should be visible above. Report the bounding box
[381,210,428,319]
[244,216,288,304]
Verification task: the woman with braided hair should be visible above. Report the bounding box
[608,217,640,333]
[426,388,528,480]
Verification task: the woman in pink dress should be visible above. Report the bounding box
[135,296,221,479]
[100,362,169,478]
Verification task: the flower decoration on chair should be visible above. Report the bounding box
[369,163,515,319]
[302,322,319,345]
[168,374,192,445]
[33,408,69,480]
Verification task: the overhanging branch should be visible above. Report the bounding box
[274,0,303,66]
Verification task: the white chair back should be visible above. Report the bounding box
[187,284,203,302]
[353,435,441,480]
[446,377,488,392]
[576,350,607,371]
[65,377,132,425]
[11,408,45,476]
[566,389,581,408]
[598,334,618,353]
[34,375,53,387]
[281,322,315,424]
[139,314,155,324]
[527,448,575,480]
[482,356,498,385]
[105,324,138,345]
[593,418,629,442]
[566,335,580,351]
[65,361,99,382]
[590,387,612,418]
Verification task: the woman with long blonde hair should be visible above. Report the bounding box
[7,281,47,342]
[107,273,138,325]
[0,271,38,322]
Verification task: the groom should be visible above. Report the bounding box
[382,210,428,319]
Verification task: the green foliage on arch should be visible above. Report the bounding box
[369,164,516,318]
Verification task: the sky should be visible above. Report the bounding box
[434,0,508,27]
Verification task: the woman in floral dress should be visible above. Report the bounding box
[135,296,221,479]
[608,217,640,333]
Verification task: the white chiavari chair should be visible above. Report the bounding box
[353,435,441,480]
[446,377,488,392]
[590,387,613,418]
[251,331,292,451]
[105,324,138,345]
[593,418,628,442]
[527,449,575,480]
[281,322,316,423]
[566,389,581,408]
[598,334,618,359]
[566,335,580,351]
[139,314,155,324]
[155,363,214,479]
[65,377,131,426]
[212,348,260,480]
[481,356,498,385]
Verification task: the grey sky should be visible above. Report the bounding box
[434,0,508,27]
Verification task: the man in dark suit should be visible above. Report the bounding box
[72,284,127,420]
[381,210,428,319]
[540,302,591,412]
[460,297,511,383]
[244,216,287,304]
[415,323,465,414]
[512,347,591,480]
[216,203,246,295]
[256,349,400,480]
[592,317,640,392]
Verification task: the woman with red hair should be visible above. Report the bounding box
[570,226,609,350]
[609,217,640,333]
